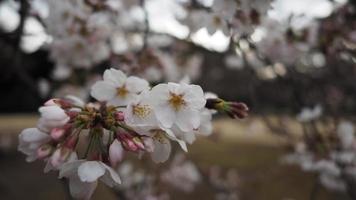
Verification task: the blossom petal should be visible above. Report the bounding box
[176,109,200,132]
[126,76,149,93]
[184,85,206,109]
[78,161,105,182]
[68,176,97,200]
[151,138,171,163]
[154,104,175,128]
[39,106,69,121]
[103,68,126,86]
[100,163,122,187]
[90,81,117,101]
[19,128,50,143]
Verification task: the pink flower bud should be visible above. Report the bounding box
[36,144,52,159]
[50,128,65,140]
[132,137,145,150]
[114,111,125,121]
[118,133,138,152]
[50,147,71,168]
[44,99,60,106]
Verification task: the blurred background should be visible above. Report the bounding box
[0,0,356,199]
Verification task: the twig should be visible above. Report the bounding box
[139,0,150,51]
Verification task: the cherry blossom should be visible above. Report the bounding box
[150,82,206,132]
[91,68,149,106]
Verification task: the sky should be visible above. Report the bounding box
[0,0,347,53]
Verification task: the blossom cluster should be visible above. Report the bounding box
[284,120,356,192]
[18,68,248,199]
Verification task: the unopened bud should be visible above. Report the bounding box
[50,128,65,140]
[114,111,125,121]
[36,144,52,159]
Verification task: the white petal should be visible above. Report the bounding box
[68,176,97,200]
[59,160,85,178]
[78,161,106,182]
[154,104,175,128]
[150,83,169,103]
[65,95,85,107]
[176,109,200,132]
[184,85,206,109]
[100,163,122,187]
[183,132,196,144]
[164,129,188,152]
[103,68,126,86]
[151,138,171,163]
[90,81,117,101]
[19,128,50,143]
[126,76,149,93]
[39,106,68,121]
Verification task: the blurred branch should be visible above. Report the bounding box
[139,0,149,51]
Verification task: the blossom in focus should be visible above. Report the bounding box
[150,82,206,132]
[59,160,121,199]
[91,68,149,106]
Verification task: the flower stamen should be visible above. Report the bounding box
[132,104,151,118]
[117,86,129,97]
[168,92,186,111]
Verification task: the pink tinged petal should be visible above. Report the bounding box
[109,139,124,167]
[50,128,65,140]
[100,163,122,186]
[151,138,171,163]
[68,176,97,200]
[78,161,105,182]
[103,68,126,86]
[36,145,52,159]
[50,149,65,168]
[125,76,149,93]
[44,99,59,106]
[176,109,200,132]
[90,81,117,101]
[154,105,175,129]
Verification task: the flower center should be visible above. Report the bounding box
[132,104,151,118]
[117,86,129,97]
[213,16,222,26]
[168,92,186,111]
[152,130,168,144]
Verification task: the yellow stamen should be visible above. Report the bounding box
[117,86,129,97]
[132,104,151,118]
[152,130,168,144]
[168,92,186,111]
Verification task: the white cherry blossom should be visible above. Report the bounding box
[150,82,206,132]
[91,68,149,106]
[59,160,121,199]
[124,90,159,134]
